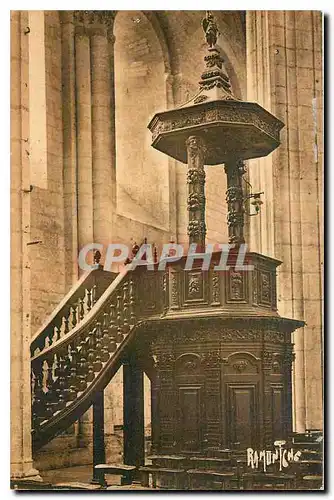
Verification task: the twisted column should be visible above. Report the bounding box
[224,159,245,244]
[186,136,207,250]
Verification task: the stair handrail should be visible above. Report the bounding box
[30,267,116,357]
[31,266,131,363]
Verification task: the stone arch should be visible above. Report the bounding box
[113,10,171,230]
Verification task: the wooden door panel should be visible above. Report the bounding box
[227,384,257,448]
[178,386,202,452]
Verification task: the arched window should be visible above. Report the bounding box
[114,11,169,229]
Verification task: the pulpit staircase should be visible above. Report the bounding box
[30,263,161,452]
[30,260,323,490]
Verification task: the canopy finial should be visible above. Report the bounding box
[202,11,219,48]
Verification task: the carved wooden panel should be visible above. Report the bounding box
[272,353,282,374]
[137,272,163,316]
[271,384,284,440]
[210,270,221,305]
[178,386,202,452]
[183,269,208,305]
[226,270,248,303]
[272,272,277,309]
[175,353,201,375]
[224,352,260,375]
[203,365,221,448]
[258,269,272,307]
[252,270,258,305]
[169,270,180,310]
[227,384,257,448]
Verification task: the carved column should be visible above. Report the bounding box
[186,135,207,250]
[224,159,245,245]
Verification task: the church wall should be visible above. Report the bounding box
[29,11,66,333]
[247,11,323,431]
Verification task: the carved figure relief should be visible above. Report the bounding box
[233,360,248,372]
[260,271,271,305]
[228,270,245,301]
[187,168,206,185]
[175,353,201,374]
[188,274,201,297]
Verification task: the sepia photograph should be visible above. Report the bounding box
[10,8,324,491]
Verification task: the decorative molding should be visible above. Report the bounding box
[201,351,221,367]
[211,271,221,305]
[272,272,277,309]
[232,360,248,372]
[259,271,271,305]
[151,104,282,143]
[220,329,261,342]
[187,192,206,211]
[194,94,208,104]
[73,10,116,28]
[187,168,206,185]
[282,349,295,367]
[252,270,258,304]
[169,271,180,309]
[187,220,207,238]
[262,350,273,371]
[155,352,176,368]
[175,353,201,374]
[264,330,285,344]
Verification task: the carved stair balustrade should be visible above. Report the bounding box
[30,266,162,451]
[31,267,116,357]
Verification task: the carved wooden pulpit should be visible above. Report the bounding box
[144,11,304,487]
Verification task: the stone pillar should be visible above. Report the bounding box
[123,361,145,469]
[224,159,246,245]
[91,22,114,248]
[107,29,117,214]
[246,11,323,432]
[91,390,106,484]
[186,135,207,250]
[61,12,79,288]
[10,10,41,482]
[75,23,94,259]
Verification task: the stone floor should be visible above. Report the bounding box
[40,465,152,490]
